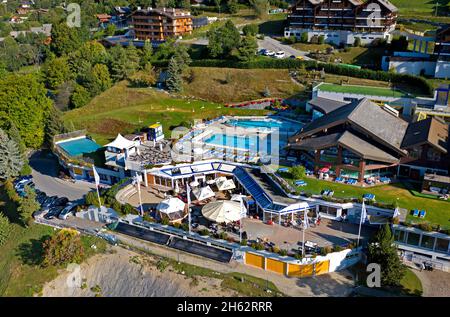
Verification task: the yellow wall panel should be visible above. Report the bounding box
[315,261,330,275]
[73,167,83,175]
[245,253,264,269]
[266,258,286,275]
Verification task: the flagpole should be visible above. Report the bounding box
[93,167,102,214]
[135,174,144,217]
[357,199,365,247]
[302,209,307,258]
[239,195,243,244]
[186,182,191,235]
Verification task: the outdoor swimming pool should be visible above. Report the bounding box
[226,117,301,134]
[57,137,101,157]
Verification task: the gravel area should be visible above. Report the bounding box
[412,268,450,297]
[41,247,235,297]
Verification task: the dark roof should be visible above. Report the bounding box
[290,99,408,155]
[308,97,349,114]
[290,131,399,163]
[401,118,449,153]
[375,0,398,13]
[134,7,191,19]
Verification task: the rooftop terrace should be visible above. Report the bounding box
[317,83,410,98]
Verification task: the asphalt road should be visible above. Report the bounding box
[185,36,312,60]
[29,150,96,202]
[257,36,312,60]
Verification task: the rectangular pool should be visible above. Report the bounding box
[57,137,101,157]
[204,133,277,153]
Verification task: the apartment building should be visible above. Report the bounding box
[132,7,193,41]
[285,0,398,45]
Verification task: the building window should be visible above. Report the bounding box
[406,232,420,246]
[394,229,406,243]
[435,238,449,253]
[420,235,435,250]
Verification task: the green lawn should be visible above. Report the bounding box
[398,268,423,296]
[391,0,450,22]
[63,81,270,145]
[318,83,408,98]
[0,186,107,296]
[281,173,450,229]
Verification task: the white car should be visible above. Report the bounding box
[58,203,78,220]
[264,50,275,57]
[274,51,286,59]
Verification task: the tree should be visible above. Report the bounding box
[243,24,259,36]
[50,22,84,57]
[0,212,11,246]
[367,224,406,287]
[104,23,116,37]
[233,35,258,61]
[207,20,241,58]
[0,73,53,148]
[318,35,325,44]
[42,56,72,90]
[250,0,269,19]
[85,190,102,207]
[108,45,139,81]
[166,56,183,93]
[42,228,85,267]
[44,105,67,148]
[0,129,24,180]
[128,64,157,87]
[68,41,108,76]
[227,0,239,14]
[300,32,308,43]
[70,84,91,109]
[140,40,154,68]
[18,186,40,227]
[82,64,112,96]
[173,45,192,72]
[354,37,361,47]
[289,165,306,179]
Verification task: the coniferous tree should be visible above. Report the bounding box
[367,224,406,286]
[18,186,40,227]
[0,212,11,246]
[166,56,183,93]
[0,129,24,180]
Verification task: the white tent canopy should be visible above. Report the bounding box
[189,180,200,187]
[201,200,245,224]
[215,177,236,191]
[157,197,186,215]
[105,134,136,150]
[192,186,215,201]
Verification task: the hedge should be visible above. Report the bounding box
[152,57,434,96]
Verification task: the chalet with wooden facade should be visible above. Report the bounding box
[285,0,398,45]
[131,7,193,41]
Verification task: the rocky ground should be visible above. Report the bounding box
[41,247,235,297]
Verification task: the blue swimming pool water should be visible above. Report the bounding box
[57,138,101,157]
[226,118,301,134]
[204,133,277,153]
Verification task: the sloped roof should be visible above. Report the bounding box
[290,99,409,155]
[375,0,398,13]
[289,131,400,163]
[401,118,448,154]
[308,97,349,114]
[105,134,136,150]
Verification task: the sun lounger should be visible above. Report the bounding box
[412,209,419,217]
[295,180,306,186]
[347,179,357,185]
[278,167,289,173]
[363,193,375,200]
[335,177,344,183]
[419,210,426,218]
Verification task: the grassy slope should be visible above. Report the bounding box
[399,268,423,296]
[319,83,407,97]
[183,67,301,103]
[391,0,450,21]
[0,187,107,296]
[281,173,450,228]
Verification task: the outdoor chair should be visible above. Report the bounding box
[419,210,426,218]
[412,209,419,217]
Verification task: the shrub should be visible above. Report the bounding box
[289,165,306,179]
[300,32,308,43]
[271,245,280,254]
[240,238,248,246]
[156,260,169,272]
[121,203,137,215]
[85,190,102,207]
[294,253,303,260]
[42,229,84,267]
[320,245,332,256]
[332,245,344,252]
[143,214,155,223]
[354,37,361,47]
[160,217,170,226]
[4,178,19,202]
[318,35,325,44]
[251,242,265,251]
[242,24,259,36]
[199,228,210,236]
[278,249,288,256]
[418,222,433,232]
[181,223,189,232]
[218,232,228,240]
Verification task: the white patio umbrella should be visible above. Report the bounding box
[216,177,236,191]
[192,185,215,201]
[206,179,216,185]
[189,180,200,187]
[156,197,186,215]
[201,200,245,224]
[174,180,180,193]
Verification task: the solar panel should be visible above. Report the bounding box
[115,222,170,245]
[168,237,233,263]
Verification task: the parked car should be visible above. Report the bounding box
[264,50,275,57]
[58,203,79,220]
[53,197,69,207]
[44,206,64,220]
[13,175,32,184]
[258,48,267,55]
[274,51,285,59]
[42,196,58,208]
[15,179,33,190]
